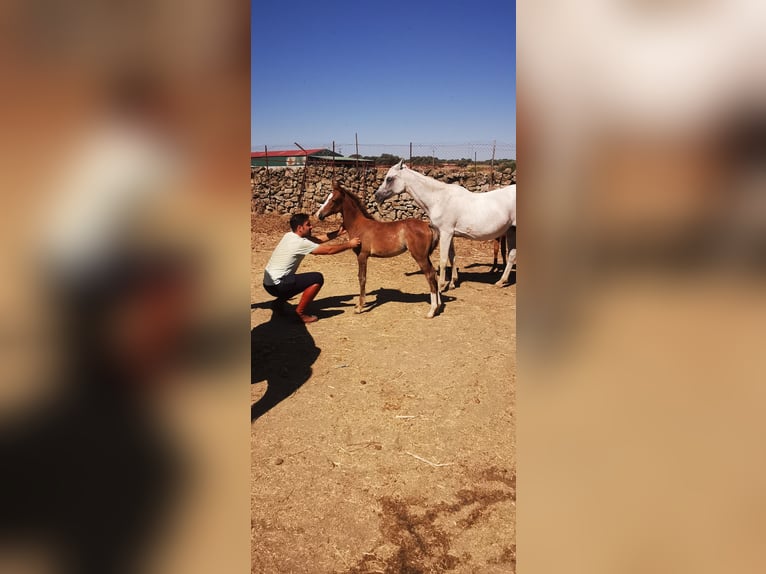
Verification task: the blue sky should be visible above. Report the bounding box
[251,0,515,158]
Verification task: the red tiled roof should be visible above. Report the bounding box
[250,148,326,158]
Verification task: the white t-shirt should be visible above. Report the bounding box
[263,232,318,286]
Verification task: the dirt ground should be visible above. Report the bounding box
[251,213,516,573]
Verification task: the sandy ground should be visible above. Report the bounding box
[251,214,516,573]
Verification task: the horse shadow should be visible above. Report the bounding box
[251,315,321,421]
[314,294,356,319]
[403,268,426,277]
[363,288,456,313]
[251,294,355,320]
[460,263,517,286]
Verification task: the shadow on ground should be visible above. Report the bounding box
[362,288,456,314]
[459,264,517,286]
[251,315,320,421]
[251,294,357,420]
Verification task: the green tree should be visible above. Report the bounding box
[376,153,402,166]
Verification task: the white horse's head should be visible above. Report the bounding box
[374,160,407,204]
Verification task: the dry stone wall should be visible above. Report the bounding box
[251,165,515,221]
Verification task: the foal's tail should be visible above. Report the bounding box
[428,224,440,256]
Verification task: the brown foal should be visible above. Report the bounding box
[317,183,442,318]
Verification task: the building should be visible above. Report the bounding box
[251,148,374,169]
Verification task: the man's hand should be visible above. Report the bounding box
[347,237,361,248]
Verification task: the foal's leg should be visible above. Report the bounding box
[437,232,453,292]
[496,226,516,286]
[412,251,440,318]
[448,239,458,289]
[356,252,368,313]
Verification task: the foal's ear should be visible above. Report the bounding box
[332,181,342,192]
[396,159,404,170]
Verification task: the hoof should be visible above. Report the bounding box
[494,280,507,287]
[354,307,364,314]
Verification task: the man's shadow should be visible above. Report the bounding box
[250,293,354,319]
[251,314,321,421]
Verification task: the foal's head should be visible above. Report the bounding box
[317,183,372,222]
[316,183,345,221]
[374,160,408,204]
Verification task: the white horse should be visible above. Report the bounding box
[374,161,516,291]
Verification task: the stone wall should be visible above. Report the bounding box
[251,165,516,221]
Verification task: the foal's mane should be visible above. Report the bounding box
[335,184,374,220]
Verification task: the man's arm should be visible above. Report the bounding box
[311,236,361,255]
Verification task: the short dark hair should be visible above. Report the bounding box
[289,213,310,231]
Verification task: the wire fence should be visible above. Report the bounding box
[252,141,515,164]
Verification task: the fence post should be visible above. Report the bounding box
[264,145,269,187]
[491,140,496,186]
[355,133,362,198]
[294,142,309,209]
[409,142,412,166]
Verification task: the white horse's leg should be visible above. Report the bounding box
[496,247,516,285]
[438,232,452,292]
[448,240,458,289]
[495,228,516,286]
